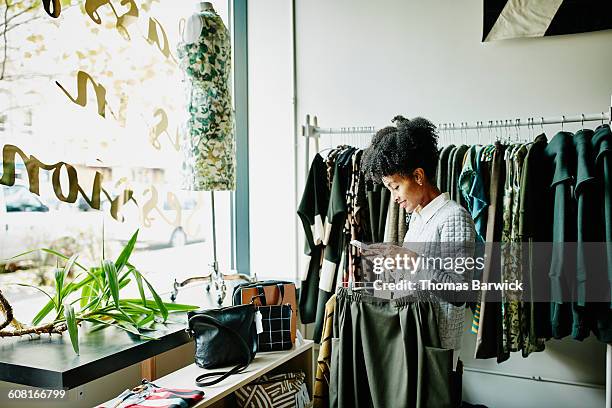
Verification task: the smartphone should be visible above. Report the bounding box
[350,240,369,250]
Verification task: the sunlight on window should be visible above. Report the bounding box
[0,1,233,307]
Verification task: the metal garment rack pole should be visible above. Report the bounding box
[302,111,611,175]
[302,99,612,406]
[305,113,611,137]
[606,95,612,408]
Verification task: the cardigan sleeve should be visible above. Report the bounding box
[435,209,476,283]
[415,206,477,305]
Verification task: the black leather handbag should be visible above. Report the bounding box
[186,304,257,386]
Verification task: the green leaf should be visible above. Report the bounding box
[10,283,56,308]
[120,299,199,311]
[63,303,79,355]
[118,269,132,285]
[32,300,55,325]
[100,260,135,323]
[5,249,39,261]
[33,273,99,325]
[123,301,151,314]
[114,230,139,275]
[118,278,131,290]
[102,260,120,307]
[81,318,156,340]
[137,312,155,328]
[70,296,89,307]
[140,276,168,321]
[93,311,135,322]
[116,320,140,335]
[130,268,148,307]
[56,254,78,306]
[85,267,104,295]
[40,249,88,271]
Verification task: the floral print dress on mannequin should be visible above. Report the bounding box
[177,9,236,191]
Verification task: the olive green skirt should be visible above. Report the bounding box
[330,287,457,408]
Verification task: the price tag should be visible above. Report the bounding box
[254,310,263,334]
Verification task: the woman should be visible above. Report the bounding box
[361,115,476,369]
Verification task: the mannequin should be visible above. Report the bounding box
[182,2,215,44]
[199,1,214,11]
[177,0,235,192]
[175,0,242,304]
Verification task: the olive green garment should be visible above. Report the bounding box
[518,134,550,350]
[446,146,458,196]
[367,183,390,243]
[591,124,612,344]
[451,145,470,206]
[475,143,508,361]
[544,131,577,339]
[438,145,456,193]
[384,202,399,242]
[573,129,605,309]
[592,124,612,309]
[329,288,456,408]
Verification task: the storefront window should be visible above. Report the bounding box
[0,1,234,307]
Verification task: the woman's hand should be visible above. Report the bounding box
[361,243,418,260]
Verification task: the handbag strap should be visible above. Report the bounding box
[257,285,266,306]
[188,314,254,387]
[276,283,285,304]
[256,283,286,305]
[195,362,249,387]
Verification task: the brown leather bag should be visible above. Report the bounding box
[232,280,297,344]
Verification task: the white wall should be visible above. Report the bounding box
[248,0,296,280]
[248,0,611,406]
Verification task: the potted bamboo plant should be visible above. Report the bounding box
[0,230,199,355]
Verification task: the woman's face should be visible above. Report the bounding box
[381,172,423,213]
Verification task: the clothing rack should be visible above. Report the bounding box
[301,96,612,408]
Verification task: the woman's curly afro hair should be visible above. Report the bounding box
[361,115,439,184]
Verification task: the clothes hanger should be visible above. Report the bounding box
[561,115,566,131]
[514,119,520,143]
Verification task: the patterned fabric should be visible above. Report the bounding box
[471,302,481,334]
[518,135,549,354]
[257,305,293,352]
[177,10,236,191]
[345,151,364,282]
[314,294,336,408]
[398,206,408,241]
[501,144,528,354]
[235,372,311,408]
[384,201,399,242]
[98,383,204,408]
[469,144,495,336]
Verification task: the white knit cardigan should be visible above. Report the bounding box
[403,193,476,367]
